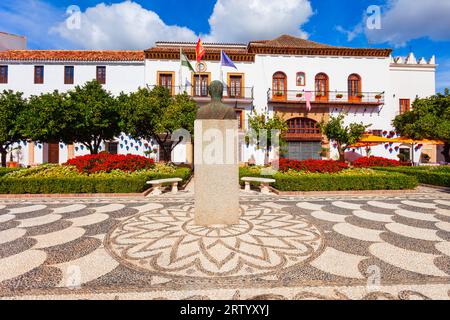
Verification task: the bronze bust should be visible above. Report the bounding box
[196,81,237,120]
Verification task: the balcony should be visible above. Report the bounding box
[148,85,254,105]
[268,90,385,108]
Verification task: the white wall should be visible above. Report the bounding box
[0,62,145,97]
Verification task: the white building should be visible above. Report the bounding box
[0,35,438,166]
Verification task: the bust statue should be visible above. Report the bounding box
[196,81,237,120]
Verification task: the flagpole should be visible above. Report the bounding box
[220,50,224,85]
[179,48,183,93]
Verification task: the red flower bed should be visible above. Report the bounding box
[352,156,409,168]
[279,158,349,173]
[66,154,155,174]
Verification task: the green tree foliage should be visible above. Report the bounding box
[320,115,370,162]
[20,90,69,143]
[0,90,26,166]
[21,81,121,154]
[246,110,288,161]
[119,86,197,161]
[393,89,450,162]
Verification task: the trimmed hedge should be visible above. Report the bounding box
[240,167,418,192]
[373,167,450,187]
[271,172,417,192]
[0,168,192,194]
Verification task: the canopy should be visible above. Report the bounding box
[390,137,445,145]
[357,135,395,144]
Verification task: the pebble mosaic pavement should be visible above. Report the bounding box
[0,188,450,300]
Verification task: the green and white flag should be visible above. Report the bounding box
[180,49,195,72]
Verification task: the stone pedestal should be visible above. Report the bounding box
[194,120,240,226]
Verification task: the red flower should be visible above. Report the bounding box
[352,156,409,168]
[278,159,349,173]
[65,154,155,174]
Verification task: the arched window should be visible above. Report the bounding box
[315,73,329,101]
[348,74,361,100]
[272,72,287,99]
[296,72,306,86]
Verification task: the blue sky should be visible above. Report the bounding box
[1,0,449,92]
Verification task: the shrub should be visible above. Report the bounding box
[66,154,155,174]
[0,168,192,194]
[239,167,418,191]
[278,158,349,173]
[352,156,409,168]
[0,167,21,177]
[6,164,81,178]
[373,166,450,187]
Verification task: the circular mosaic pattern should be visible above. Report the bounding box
[106,204,324,278]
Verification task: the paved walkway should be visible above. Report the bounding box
[0,189,449,300]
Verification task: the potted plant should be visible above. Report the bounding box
[336,94,344,99]
[6,146,21,168]
[319,147,330,159]
[375,93,383,100]
[296,93,303,98]
[422,153,431,163]
[275,92,284,97]
[357,93,365,98]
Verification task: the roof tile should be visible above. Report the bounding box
[0,50,145,62]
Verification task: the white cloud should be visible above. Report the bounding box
[366,0,450,47]
[0,0,69,49]
[204,0,314,43]
[335,24,364,42]
[51,0,314,49]
[51,1,197,50]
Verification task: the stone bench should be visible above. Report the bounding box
[147,178,183,196]
[241,177,276,195]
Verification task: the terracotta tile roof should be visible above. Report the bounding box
[249,35,339,49]
[145,46,255,62]
[248,35,392,57]
[0,50,145,62]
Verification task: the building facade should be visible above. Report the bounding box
[0,35,438,166]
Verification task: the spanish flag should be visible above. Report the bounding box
[196,38,206,62]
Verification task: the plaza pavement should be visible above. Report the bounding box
[0,186,449,300]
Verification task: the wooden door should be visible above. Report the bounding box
[48,143,60,164]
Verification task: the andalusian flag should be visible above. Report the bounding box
[180,49,194,72]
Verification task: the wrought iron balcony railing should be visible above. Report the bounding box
[268,90,385,105]
[148,85,254,101]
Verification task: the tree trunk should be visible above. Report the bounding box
[443,143,450,163]
[338,144,346,162]
[0,149,7,168]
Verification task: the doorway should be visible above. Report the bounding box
[48,143,60,164]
